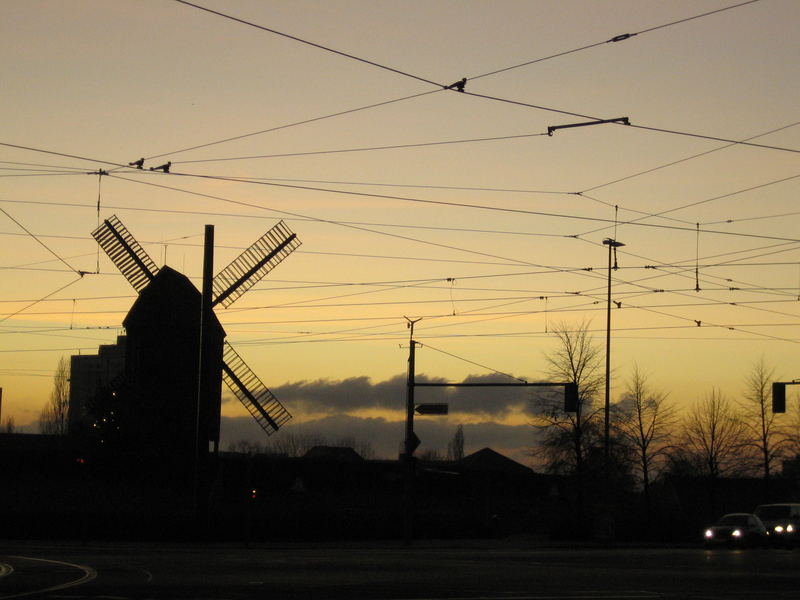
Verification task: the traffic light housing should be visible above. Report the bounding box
[773,382,786,413]
[564,382,579,412]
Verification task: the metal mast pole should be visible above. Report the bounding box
[601,237,623,541]
[403,317,421,547]
[604,241,612,470]
[194,225,214,519]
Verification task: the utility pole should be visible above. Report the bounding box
[194,225,214,523]
[403,317,422,547]
[602,237,624,542]
[401,317,575,546]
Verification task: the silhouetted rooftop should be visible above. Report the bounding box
[458,447,533,475]
[303,446,364,462]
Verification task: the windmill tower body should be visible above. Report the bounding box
[90,215,299,468]
[122,266,225,461]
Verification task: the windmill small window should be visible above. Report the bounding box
[92,215,300,459]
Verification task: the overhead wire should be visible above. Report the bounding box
[108,172,563,268]
[420,342,528,383]
[140,90,442,163]
[0,141,127,169]
[579,120,800,194]
[112,167,800,244]
[3,2,792,354]
[172,0,442,88]
[0,277,86,324]
[573,171,800,238]
[460,89,800,155]
[0,207,88,278]
[157,0,766,164]
[469,0,764,81]
[172,130,551,165]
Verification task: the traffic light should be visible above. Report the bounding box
[250,488,258,501]
[564,382,579,412]
[773,382,786,413]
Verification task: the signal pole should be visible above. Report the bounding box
[403,317,422,547]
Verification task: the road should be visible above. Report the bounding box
[1,541,798,599]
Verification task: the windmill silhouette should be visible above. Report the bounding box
[91,215,300,461]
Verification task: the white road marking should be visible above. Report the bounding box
[4,555,97,599]
[392,594,661,600]
[0,563,15,578]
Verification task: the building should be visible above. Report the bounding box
[67,335,126,434]
[121,266,224,464]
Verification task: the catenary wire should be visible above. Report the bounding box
[579,120,800,194]
[573,171,800,238]
[172,131,551,165]
[459,90,800,155]
[160,168,800,243]
[469,0,763,81]
[172,0,442,88]
[0,207,87,277]
[153,0,764,163]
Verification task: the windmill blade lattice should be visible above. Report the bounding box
[212,220,300,308]
[92,215,159,292]
[222,342,291,436]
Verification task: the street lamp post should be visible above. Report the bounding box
[600,237,624,542]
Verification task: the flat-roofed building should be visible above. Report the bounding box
[68,335,126,434]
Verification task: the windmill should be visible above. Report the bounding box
[91,214,300,459]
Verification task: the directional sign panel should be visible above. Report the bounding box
[415,403,449,415]
[406,431,421,454]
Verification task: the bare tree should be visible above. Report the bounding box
[531,319,605,475]
[418,448,445,461]
[614,365,676,513]
[447,424,465,461]
[39,357,69,435]
[228,431,378,459]
[738,357,788,480]
[333,435,376,460]
[263,431,326,457]
[678,389,748,479]
[2,415,15,433]
[530,319,606,529]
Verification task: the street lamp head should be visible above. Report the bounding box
[602,238,625,248]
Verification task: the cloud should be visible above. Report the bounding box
[219,373,559,465]
[220,412,535,464]
[270,372,548,418]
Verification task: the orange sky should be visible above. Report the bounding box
[2,0,799,460]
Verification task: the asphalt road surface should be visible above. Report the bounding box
[2,540,799,599]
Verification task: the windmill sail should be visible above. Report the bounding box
[212,220,300,308]
[92,215,159,292]
[221,342,291,436]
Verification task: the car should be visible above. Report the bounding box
[703,513,769,548]
[754,503,800,547]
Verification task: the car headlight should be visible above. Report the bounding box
[776,525,784,533]
[732,529,742,538]
[704,529,713,538]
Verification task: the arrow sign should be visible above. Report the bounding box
[415,403,449,415]
[406,431,421,454]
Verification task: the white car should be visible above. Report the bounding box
[703,513,769,548]
[754,503,800,547]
